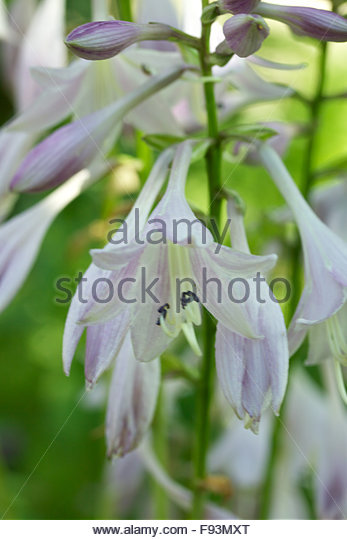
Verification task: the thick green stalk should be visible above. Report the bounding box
[259,41,328,520]
[191,0,221,519]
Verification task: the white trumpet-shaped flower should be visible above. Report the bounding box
[10,65,187,193]
[106,333,160,457]
[215,197,288,431]
[258,143,347,402]
[0,161,108,313]
[63,149,175,380]
[88,141,277,363]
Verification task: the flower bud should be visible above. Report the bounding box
[223,14,269,57]
[255,3,347,42]
[65,20,174,60]
[222,0,260,14]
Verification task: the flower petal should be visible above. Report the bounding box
[8,61,87,133]
[223,14,269,58]
[130,243,173,363]
[85,313,130,386]
[14,0,66,110]
[11,65,187,192]
[106,333,160,457]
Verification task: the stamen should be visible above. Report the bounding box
[156,303,170,326]
[159,314,180,338]
[181,290,200,309]
[155,242,202,355]
[181,322,202,356]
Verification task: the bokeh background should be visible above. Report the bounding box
[0,0,346,519]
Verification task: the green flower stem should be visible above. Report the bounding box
[191,0,221,519]
[116,0,133,22]
[259,40,329,520]
[152,384,170,519]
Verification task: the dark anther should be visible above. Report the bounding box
[156,303,170,326]
[181,291,200,309]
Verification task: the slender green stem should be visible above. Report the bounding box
[116,0,133,21]
[259,41,328,520]
[192,313,216,518]
[191,1,221,519]
[152,384,169,519]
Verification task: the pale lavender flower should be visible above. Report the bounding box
[0,0,66,214]
[217,56,297,119]
[10,0,66,111]
[311,179,347,242]
[304,181,347,397]
[255,3,347,42]
[8,49,185,136]
[10,65,187,192]
[106,333,160,457]
[65,20,175,61]
[223,14,269,57]
[215,197,288,431]
[0,130,34,205]
[258,143,347,402]
[284,369,347,520]
[63,149,175,379]
[89,142,277,363]
[0,162,107,313]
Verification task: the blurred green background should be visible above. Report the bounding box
[0,0,346,519]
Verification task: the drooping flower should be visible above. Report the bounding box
[223,14,269,57]
[0,0,66,215]
[10,0,66,111]
[106,333,160,457]
[283,369,347,520]
[215,196,288,431]
[0,162,108,313]
[258,143,347,402]
[10,64,187,193]
[216,55,298,120]
[63,149,175,379]
[88,141,277,364]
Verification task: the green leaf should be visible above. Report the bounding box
[224,124,279,141]
[142,134,186,151]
